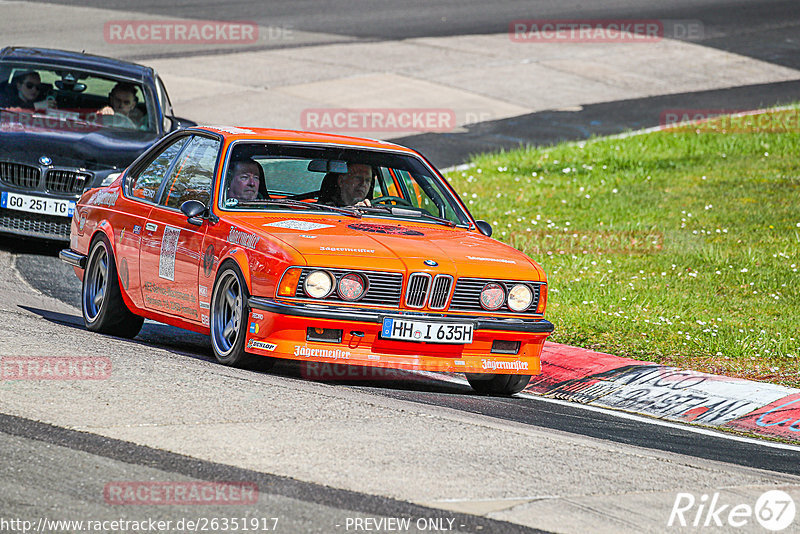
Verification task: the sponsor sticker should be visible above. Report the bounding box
[249,322,259,334]
[227,226,260,249]
[293,345,350,360]
[246,339,277,352]
[263,220,334,231]
[91,190,119,207]
[466,255,516,264]
[347,223,423,236]
[481,359,529,371]
[158,226,181,281]
[202,244,215,277]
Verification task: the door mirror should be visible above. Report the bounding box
[475,220,493,237]
[180,199,206,225]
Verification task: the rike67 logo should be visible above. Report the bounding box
[668,490,796,531]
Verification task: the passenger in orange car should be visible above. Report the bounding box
[318,163,374,207]
[225,157,268,201]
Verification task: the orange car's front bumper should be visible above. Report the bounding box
[245,298,553,374]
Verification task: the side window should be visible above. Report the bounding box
[160,136,220,209]
[128,137,188,201]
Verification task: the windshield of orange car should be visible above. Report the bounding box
[0,63,155,133]
[219,143,470,226]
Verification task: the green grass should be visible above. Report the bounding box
[447,106,800,387]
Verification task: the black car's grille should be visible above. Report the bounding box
[450,278,542,315]
[405,273,430,308]
[0,162,40,190]
[0,207,70,240]
[295,268,403,306]
[46,170,90,194]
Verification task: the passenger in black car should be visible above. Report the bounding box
[0,71,52,110]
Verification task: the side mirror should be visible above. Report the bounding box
[167,115,198,132]
[475,220,493,237]
[180,200,206,226]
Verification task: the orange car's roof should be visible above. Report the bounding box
[196,126,417,153]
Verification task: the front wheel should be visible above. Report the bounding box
[210,263,274,370]
[465,373,532,395]
[82,235,143,338]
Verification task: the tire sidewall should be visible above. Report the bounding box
[82,235,115,331]
[210,262,249,365]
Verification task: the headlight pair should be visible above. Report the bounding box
[480,282,533,312]
[304,270,367,301]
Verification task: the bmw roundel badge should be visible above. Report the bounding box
[424,260,438,267]
[39,156,52,166]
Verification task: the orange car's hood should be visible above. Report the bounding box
[229,215,544,280]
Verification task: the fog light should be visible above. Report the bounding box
[480,283,505,311]
[338,272,367,301]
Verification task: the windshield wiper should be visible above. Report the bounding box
[355,205,456,227]
[238,198,361,218]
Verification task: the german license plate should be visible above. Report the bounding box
[1,192,75,217]
[381,317,474,344]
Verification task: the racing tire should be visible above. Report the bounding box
[465,373,532,396]
[210,263,274,370]
[82,234,144,338]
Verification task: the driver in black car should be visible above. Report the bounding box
[96,82,144,127]
[318,163,374,207]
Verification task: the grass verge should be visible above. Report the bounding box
[447,106,800,388]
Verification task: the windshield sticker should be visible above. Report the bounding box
[159,226,181,281]
[320,246,375,254]
[91,190,119,207]
[347,223,424,236]
[225,198,239,207]
[263,220,334,231]
[227,226,260,248]
[214,126,255,135]
[466,255,516,264]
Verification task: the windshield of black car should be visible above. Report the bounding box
[219,143,470,226]
[0,63,155,133]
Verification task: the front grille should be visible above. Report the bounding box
[428,275,453,310]
[0,207,71,240]
[405,273,431,308]
[451,278,542,314]
[295,268,403,306]
[46,169,89,194]
[0,162,40,190]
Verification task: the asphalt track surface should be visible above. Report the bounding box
[8,236,800,479]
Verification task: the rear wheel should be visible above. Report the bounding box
[82,235,143,338]
[210,263,274,370]
[465,373,532,395]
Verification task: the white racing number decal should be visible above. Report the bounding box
[158,226,181,281]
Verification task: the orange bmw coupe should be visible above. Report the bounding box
[60,126,553,394]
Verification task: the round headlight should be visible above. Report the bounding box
[507,284,533,311]
[480,283,505,311]
[337,273,367,301]
[304,270,333,298]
